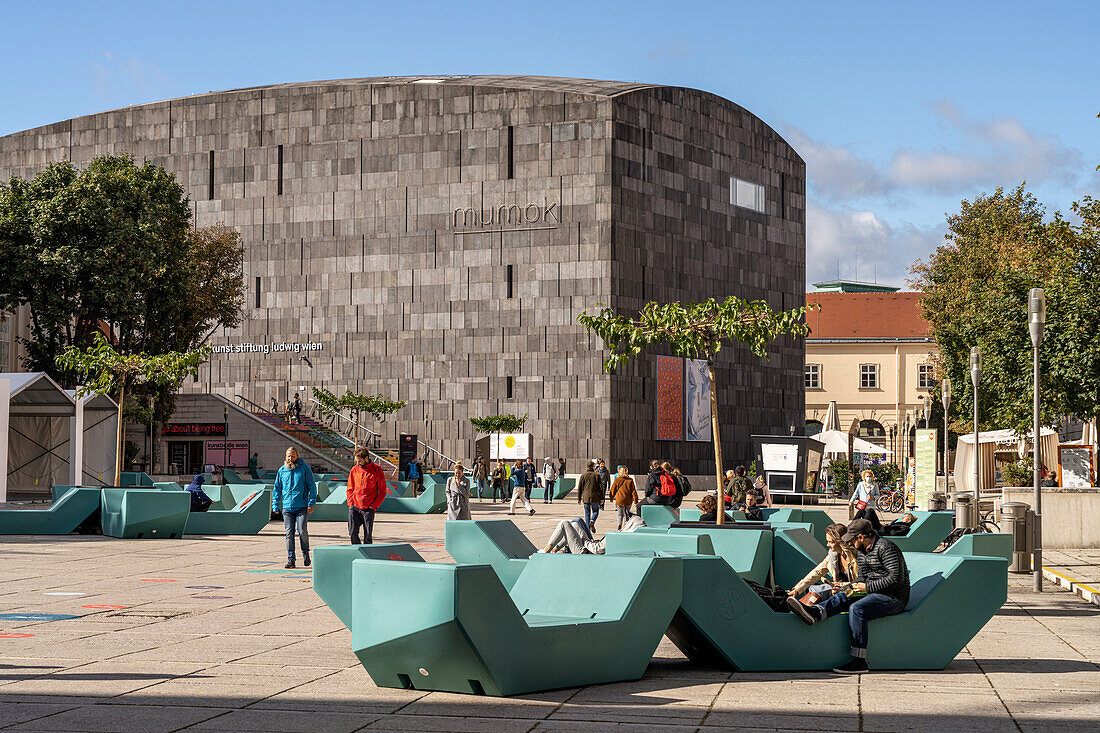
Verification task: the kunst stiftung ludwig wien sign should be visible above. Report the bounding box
[210,341,325,357]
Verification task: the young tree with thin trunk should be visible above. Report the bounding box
[340,390,407,448]
[579,298,812,523]
[56,333,209,486]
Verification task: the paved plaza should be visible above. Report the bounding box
[1,499,1098,732]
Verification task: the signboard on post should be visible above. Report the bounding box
[915,429,938,510]
[399,434,418,477]
[490,433,531,460]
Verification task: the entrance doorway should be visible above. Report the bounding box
[168,441,204,475]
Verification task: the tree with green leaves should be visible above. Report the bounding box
[578,297,812,523]
[470,414,528,463]
[56,332,209,486]
[911,185,1100,436]
[339,390,407,448]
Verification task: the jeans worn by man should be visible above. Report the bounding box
[348,507,376,545]
[282,508,310,563]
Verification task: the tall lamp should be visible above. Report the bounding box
[1029,288,1046,592]
[223,405,229,475]
[942,377,952,494]
[970,346,981,525]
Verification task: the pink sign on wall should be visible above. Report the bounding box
[204,440,250,468]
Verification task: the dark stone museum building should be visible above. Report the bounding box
[0,76,806,474]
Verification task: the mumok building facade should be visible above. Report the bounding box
[0,76,806,474]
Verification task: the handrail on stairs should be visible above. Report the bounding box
[308,398,383,441]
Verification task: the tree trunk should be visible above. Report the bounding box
[708,360,726,525]
[114,381,125,487]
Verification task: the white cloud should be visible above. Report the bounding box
[806,201,946,288]
[787,102,1082,200]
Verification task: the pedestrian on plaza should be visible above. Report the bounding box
[472,456,489,501]
[509,460,535,516]
[293,393,302,424]
[578,461,603,532]
[672,466,692,504]
[405,455,423,496]
[284,398,292,419]
[523,457,536,498]
[558,458,567,484]
[596,459,611,509]
[726,465,752,506]
[609,465,639,529]
[638,460,662,505]
[751,475,772,507]
[542,456,558,504]
[849,470,882,532]
[347,446,387,544]
[445,462,471,520]
[248,452,261,480]
[270,397,279,414]
[272,447,317,569]
[502,460,513,503]
[491,460,507,502]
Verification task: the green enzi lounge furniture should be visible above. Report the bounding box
[639,504,680,527]
[665,550,1007,671]
[444,519,537,590]
[309,485,350,521]
[0,487,100,535]
[119,472,155,486]
[378,478,447,514]
[313,543,683,696]
[100,488,190,539]
[528,477,576,501]
[184,488,273,535]
[943,532,1013,562]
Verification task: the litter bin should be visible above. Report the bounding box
[1001,502,1034,573]
[954,494,976,529]
[928,492,947,511]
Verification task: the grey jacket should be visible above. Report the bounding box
[445,476,471,520]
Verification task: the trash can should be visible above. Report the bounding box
[928,492,947,511]
[954,494,976,529]
[1001,502,1034,573]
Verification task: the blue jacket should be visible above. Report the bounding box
[272,461,317,512]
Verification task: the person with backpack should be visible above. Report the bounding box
[541,457,557,504]
[577,461,603,532]
[644,462,679,506]
[405,455,423,496]
[726,465,752,506]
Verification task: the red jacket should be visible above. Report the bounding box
[347,462,387,510]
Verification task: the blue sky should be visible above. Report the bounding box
[1,0,1096,288]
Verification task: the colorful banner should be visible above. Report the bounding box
[684,358,711,442]
[915,429,938,510]
[656,356,683,441]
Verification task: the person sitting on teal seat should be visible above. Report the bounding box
[734,490,764,521]
[881,512,916,537]
[787,522,860,605]
[184,474,213,512]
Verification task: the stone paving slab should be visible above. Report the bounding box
[0,498,1097,731]
[1044,548,1100,605]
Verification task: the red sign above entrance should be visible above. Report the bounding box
[162,423,226,437]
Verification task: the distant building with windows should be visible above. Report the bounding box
[804,284,938,460]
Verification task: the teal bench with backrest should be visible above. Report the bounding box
[310,485,350,521]
[679,507,748,522]
[445,519,538,590]
[888,511,956,552]
[378,478,446,514]
[100,488,190,539]
[661,524,773,584]
[640,504,680,527]
[942,533,1013,562]
[222,468,264,484]
[314,543,426,626]
[119,472,155,486]
[605,531,716,558]
[331,550,682,696]
[528,477,576,501]
[0,488,101,535]
[184,488,273,535]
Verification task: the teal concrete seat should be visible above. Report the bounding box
[119,472,155,486]
[792,509,833,546]
[222,468,264,484]
[310,485,350,521]
[379,478,446,514]
[659,525,772,584]
[942,533,1013,562]
[605,531,715,557]
[889,511,956,552]
[318,473,347,482]
[100,488,190,539]
[679,507,747,522]
[314,543,426,626]
[528,477,576,501]
[445,519,537,589]
[772,527,827,590]
[184,488,273,535]
[323,550,682,696]
[0,487,101,535]
[386,480,414,498]
[640,504,679,527]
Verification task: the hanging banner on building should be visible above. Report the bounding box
[204,440,250,468]
[656,356,683,441]
[684,359,711,442]
[915,429,937,510]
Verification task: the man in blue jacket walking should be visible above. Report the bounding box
[272,447,317,568]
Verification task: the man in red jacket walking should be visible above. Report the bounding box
[347,446,387,544]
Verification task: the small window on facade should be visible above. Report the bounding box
[805,364,820,389]
[506,126,514,180]
[918,363,935,390]
[506,264,514,299]
[506,376,513,399]
[208,150,215,200]
[860,364,879,389]
[730,176,765,213]
[255,277,261,309]
[277,144,284,196]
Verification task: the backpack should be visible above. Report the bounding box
[658,472,677,497]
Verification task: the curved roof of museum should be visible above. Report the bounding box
[221,75,659,97]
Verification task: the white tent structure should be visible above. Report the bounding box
[822,400,841,432]
[1,373,117,501]
[816,428,893,457]
[953,427,1059,494]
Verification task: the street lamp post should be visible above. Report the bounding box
[942,377,952,495]
[1029,288,1046,592]
[223,406,229,476]
[970,346,981,526]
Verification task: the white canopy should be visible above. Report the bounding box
[815,428,893,456]
[822,400,840,432]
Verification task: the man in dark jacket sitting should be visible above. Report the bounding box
[786,518,910,674]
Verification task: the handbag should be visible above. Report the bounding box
[798,590,822,606]
[855,499,868,511]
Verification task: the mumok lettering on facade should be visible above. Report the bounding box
[452,198,560,230]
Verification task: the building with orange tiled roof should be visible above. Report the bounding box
[804,281,939,460]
